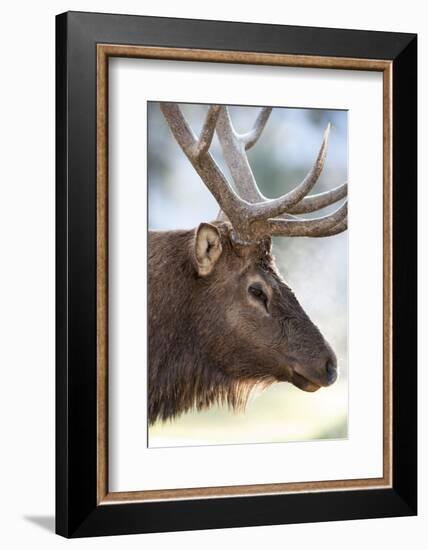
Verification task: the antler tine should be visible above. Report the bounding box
[243,107,273,150]
[248,123,331,222]
[268,200,347,237]
[287,182,348,214]
[160,103,244,223]
[312,218,348,238]
[216,106,267,204]
[194,105,222,157]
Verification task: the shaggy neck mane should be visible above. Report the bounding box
[150,360,273,424]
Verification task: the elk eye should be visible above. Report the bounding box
[248,284,268,309]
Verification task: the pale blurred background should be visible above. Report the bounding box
[148,102,348,447]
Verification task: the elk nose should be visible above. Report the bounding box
[325,357,338,385]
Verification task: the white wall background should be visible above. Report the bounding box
[0,1,424,548]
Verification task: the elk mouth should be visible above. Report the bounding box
[291,371,321,392]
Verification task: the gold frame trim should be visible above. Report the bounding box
[96,44,393,505]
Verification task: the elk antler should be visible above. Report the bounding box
[160,103,347,243]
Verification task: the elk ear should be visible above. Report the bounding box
[194,223,223,277]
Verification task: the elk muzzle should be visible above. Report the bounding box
[290,345,338,392]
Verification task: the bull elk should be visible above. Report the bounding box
[149,103,347,424]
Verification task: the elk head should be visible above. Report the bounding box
[156,103,347,417]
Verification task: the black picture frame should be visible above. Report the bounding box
[56,11,417,538]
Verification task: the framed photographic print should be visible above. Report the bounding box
[56,11,417,538]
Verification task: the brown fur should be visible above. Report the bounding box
[148,221,337,424]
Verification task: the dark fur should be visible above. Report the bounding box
[148,222,336,424]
